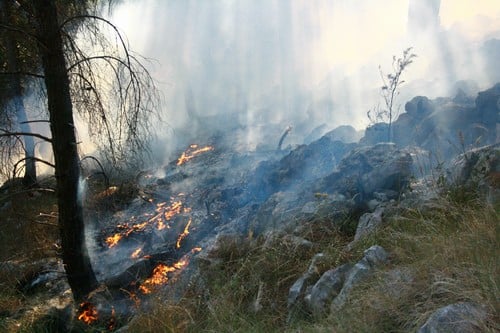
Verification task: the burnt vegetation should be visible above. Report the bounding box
[0,1,499,333]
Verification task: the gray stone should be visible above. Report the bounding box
[405,96,435,119]
[418,302,487,333]
[323,125,363,143]
[287,253,327,322]
[448,144,500,203]
[317,143,415,201]
[306,263,353,316]
[362,245,389,268]
[331,246,389,311]
[353,207,385,241]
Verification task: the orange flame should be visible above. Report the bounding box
[176,218,192,248]
[131,247,142,259]
[139,260,189,294]
[78,302,98,325]
[176,144,214,166]
[105,197,188,248]
[105,234,122,248]
[164,201,183,220]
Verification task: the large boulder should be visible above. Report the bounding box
[323,125,362,144]
[248,136,356,202]
[359,83,499,162]
[317,143,415,202]
[404,96,435,119]
[359,123,389,146]
[475,82,500,144]
[448,144,500,203]
[418,302,488,333]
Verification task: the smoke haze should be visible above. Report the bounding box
[108,0,500,162]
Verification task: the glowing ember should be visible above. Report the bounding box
[104,197,190,249]
[164,201,183,221]
[139,260,189,294]
[108,307,116,331]
[131,247,142,258]
[156,219,167,231]
[105,234,122,248]
[176,218,192,248]
[95,186,118,200]
[176,144,214,166]
[78,302,98,325]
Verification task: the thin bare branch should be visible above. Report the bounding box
[0,129,52,142]
[13,156,55,178]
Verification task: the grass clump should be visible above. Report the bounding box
[324,194,499,332]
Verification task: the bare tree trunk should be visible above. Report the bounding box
[33,0,98,302]
[1,0,37,187]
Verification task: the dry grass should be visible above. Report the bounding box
[126,215,355,332]
[0,179,59,263]
[127,187,498,333]
[321,195,499,332]
[0,174,497,332]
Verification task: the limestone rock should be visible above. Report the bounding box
[418,302,487,333]
[353,206,385,242]
[287,253,327,322]
[448,144,500,202]
[318,143,414,201]
[331,245,389,311]
[305,263,353,316]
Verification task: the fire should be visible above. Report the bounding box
[131,247,142,258]
[105,234,122,248]
[139,260,189,294]
[176,218,192,248]
[164,201,182,220]
[105,198,187,248]
[78,302,98,325]
[176,144,214,166]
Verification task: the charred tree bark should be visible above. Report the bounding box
[1,0,37,187]
[33,0,98,301]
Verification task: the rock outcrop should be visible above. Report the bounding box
[288,245,389,320]
[418,302,488,333]
[317,143,414,202]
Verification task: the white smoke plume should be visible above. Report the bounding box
[106,0,499,162]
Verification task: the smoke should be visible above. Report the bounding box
[107,0,500,162]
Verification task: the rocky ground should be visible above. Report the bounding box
[0,83,498,332]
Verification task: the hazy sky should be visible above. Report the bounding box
[108,0,500,150]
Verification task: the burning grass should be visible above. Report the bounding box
[126,189,499,332]
[176,144,214,166]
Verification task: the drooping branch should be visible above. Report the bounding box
[80,155,109,187]
[0,129,52,143]
[13,156,55,178]
[59,18,160,169]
